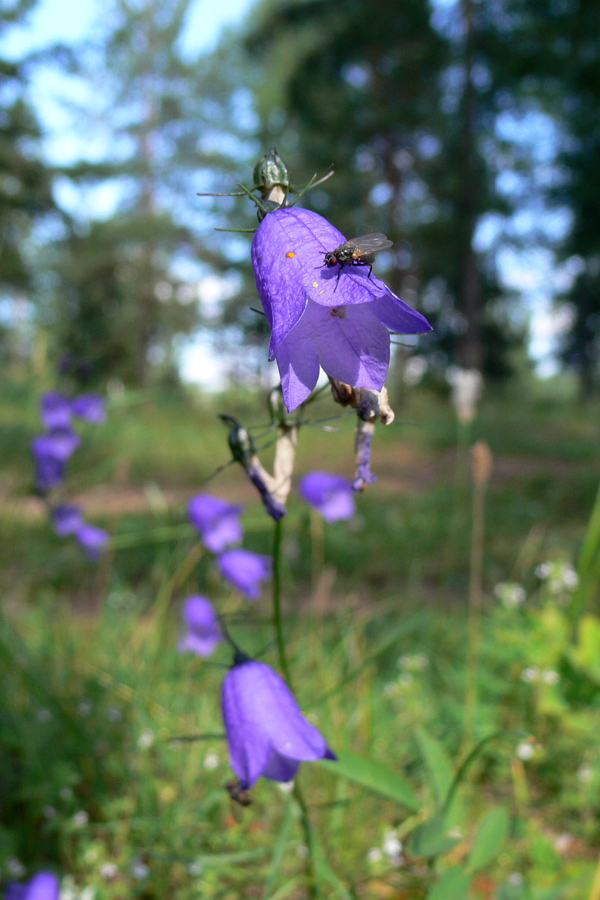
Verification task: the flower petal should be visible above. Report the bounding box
[308,301,390,389]
[370,292,432,334]
[274,330,321,412]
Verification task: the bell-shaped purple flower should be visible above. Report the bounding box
[217,548,272,599]
[41,391,72,429]
[33,428,80,464]
[33,451,65,491]
[72,393,106,423]
[299,471,356,522]
[188,494,244,553]
[222,657,336,789]
[75,522,110,560]
[252,207,431,411]
[51,504,83,537]
[178,595,223,656]
[6,872,60,900]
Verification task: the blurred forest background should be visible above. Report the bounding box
[2,0,600,395]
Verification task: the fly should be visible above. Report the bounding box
[225,778,252,807]
[322,233,393,291]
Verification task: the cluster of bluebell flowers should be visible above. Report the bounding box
[32,391,109,560]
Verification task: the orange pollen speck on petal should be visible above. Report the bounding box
[286,251,295,258]
[330,306,347,319]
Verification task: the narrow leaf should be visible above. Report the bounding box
[414,726,454,809]
[467,806,510,872]
[262,794,295,898]
[427,866,472,900]
[319,748,419,810]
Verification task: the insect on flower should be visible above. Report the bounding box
[323,233,393,291]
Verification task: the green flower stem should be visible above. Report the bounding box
[272,516,318,899]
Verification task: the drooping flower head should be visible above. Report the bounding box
[32,428,80,463]
[178,595,223,657]
[299,471,356,522]
[217,548,272,599]
[251,207,431,411]
[41,392,72,429]
[222,657,336,789]
[72,393,106,423]
[6,872,60,900]
[188,494,244,553]
[32,450,65,491]
[51,504,83,537]
[75,522,110,560]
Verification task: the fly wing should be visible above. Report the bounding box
[349,233,393,253]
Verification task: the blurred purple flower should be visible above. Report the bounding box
[217,548,272,599]
[252,207,431,411]
[51,504,83,537]
[298,471,356,521]
[32,428,80,464]
[222,657,336,789]
[41,391,72,429]
[75,523,110,560]
[6,872,60,900]
[178,595,223,657]
[33,452,65,491]
[188,494,244,553]
[72,393,106,423]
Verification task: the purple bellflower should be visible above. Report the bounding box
[41,391,72,429]
[222,657,336,789]
[72,393,106,423]
[251,207,431,411]
[75,522,110,560]
[178,595,223,657]
[299,471,356,522]
[6,872,60,900]
[188,494,244,553]
[33,450,65,491]
[217,548,272,599]
[32,428,80,464]
[51,504,83,537]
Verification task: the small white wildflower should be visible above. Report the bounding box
[35,707,52,722]
[59,786,74,801]
[203,751,220,770]
[100,863,118,879]
[508,873,524,886]
[105,706,122,722]
[6,858,26,878]
[296,844,309,859]
[278,780,295,793]
[187,861,203,876]
[398,653,428,671]
[130,860,149,879]
[84,847,99,864]
[494,582,526,609]
[367,847,383,863]
[554,833,573,854]
[42,805,57,818]
[577,765,593,783]
[516,741,535,761]
[382,832,403,859]
[71,810,89,827]
[535,562,552,579]
[542,669,560,685]
[398,672,414,686]
[447,826,464,839]
[80,886,96,900]
[77,700,93,716]
[138,729,155,749]
[521,666,540,683]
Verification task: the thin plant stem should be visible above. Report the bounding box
[462,441,491,754]
[271,516,318,899]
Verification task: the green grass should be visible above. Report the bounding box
[2,371,600,898]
